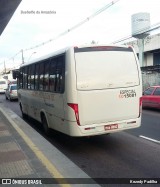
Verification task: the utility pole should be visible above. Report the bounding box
[138,38,145,67]
[4,61,6,74]
[21,49,24,64]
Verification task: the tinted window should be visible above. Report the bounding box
[35,64,39,90]
[55,56,65,93]
[44,60,50,91]
[30,65,35,90]
[49,59,56,92]
[23,67,28,89]
[27,66,31,89]
[18,68,23,89]
[39,62,44,91]
[153,87,160,95]
[49,55,65,93]
[143,87,155,95]
[18,53,65,93]
[11,85,17,90]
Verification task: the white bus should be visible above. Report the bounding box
[16,44,142,137]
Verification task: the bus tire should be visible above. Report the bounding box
[20,104,28,119]
[41,114,51,136]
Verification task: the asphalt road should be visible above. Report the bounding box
[0,94,160,186]
[127,109,160,143]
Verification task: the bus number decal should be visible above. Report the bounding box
[119,89,136,99]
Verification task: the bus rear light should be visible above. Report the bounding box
[67,103,80,126]
[139,97,142,117]
[140,97,142,106]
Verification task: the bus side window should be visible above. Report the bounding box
[28,66,31,89]
[43,60,50,92]
[19,68,23,89]
[35,64,39,90]
[49,59,56,92]
[55,56,65,93]
[22,68,25,89]
[39,62,44,91]
[23,67,28,89]
[30,64,35,90]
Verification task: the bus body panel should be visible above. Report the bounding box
[77,87,140,126]
[19,90,65,129]
[63,117,141,137]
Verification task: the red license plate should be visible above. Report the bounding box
[104,124,118,130]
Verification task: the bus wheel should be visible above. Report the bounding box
[20,104,27,119]
[41,115,51,135]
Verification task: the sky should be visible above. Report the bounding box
[0,0,160,71]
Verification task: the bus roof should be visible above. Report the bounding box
[21,47,68,68]
[20,44,131,68]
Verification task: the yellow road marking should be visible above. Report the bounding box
[0,108,71,187]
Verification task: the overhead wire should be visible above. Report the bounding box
[112,22,160,44]
[0,0,121,66]
[23,0,120,51]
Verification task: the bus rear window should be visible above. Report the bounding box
[75,49,139,90]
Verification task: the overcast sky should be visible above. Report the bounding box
[0,0,160,70]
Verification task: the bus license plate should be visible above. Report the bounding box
[105,124,118,130]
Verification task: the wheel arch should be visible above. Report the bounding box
[40,110,50,128]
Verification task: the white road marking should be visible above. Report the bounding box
[139,135,160,144]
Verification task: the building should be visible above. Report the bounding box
[126,32,160,90]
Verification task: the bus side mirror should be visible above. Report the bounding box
[12,69,20,79]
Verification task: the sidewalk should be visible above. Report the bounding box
[0,112,53,186]
[0,105,99,187]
